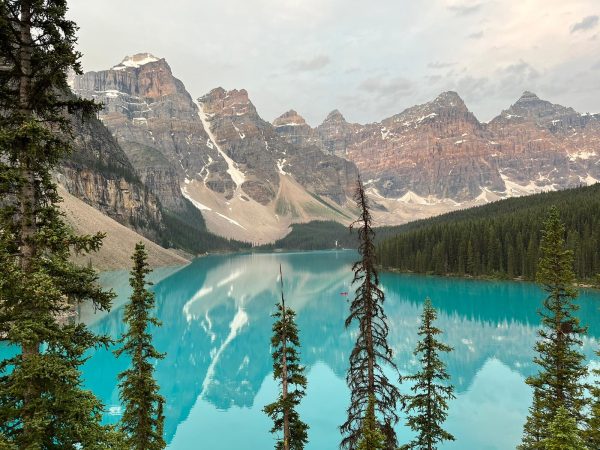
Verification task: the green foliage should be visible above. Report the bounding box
[584,348,600,448]
[341,177,401,450]
[403,299,455,450]
[263,268,308,450]
[519,208,587,449]
[115,243,166,450]
[356,395,386,450]
[543,406,587,450]
[0,1,120,447]
[259,221,358,251]
[158,198,249,254]
[377,184,600,281]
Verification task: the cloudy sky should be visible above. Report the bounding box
[69,0,599,125]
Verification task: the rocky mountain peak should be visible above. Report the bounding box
[432,91,468,110]
[112,53,162,70]
[323,109,347,124]
[497,91,581,128]
[517,90,540,102]
[273,110,308,128]
[384,91,473,129]
[509,91,550,112]
[199,87,256,118]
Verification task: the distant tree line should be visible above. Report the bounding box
[259,221,358,251]
[376,184,600,281]
[158,199,250,254]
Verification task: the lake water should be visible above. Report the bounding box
[10,250,600,449]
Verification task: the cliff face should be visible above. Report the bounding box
[198,88,358,206]
[69,52,600,240]
[62,113,163,240]
[314,110,361,158]
[343,92,505,200]
[71,54,230,211]
[486,92,600,192]
[118,141,186,212]
[197,87,280,205]
[71,56,359,243]
[286,91,600,203]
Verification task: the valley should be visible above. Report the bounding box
[64,53,600,250]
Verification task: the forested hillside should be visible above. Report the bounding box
[259,221,357,251]
[377,184,600,281]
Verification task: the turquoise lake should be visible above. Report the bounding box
[22,251,600,448]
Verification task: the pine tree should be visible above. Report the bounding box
[402,298,455,450]
[115,243,166,450]
[0,1,120,447]
[543,406,587,450]
[583,349,600,448]
[357,395,386,450]
[264,265,308,450]
[341,176,401,450]
[519,207,587,449]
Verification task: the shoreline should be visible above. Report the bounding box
[379,266,600,291]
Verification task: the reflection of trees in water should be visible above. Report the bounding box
[81,251,600,443]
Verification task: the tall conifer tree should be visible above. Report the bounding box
[115,243,166,450]
[519,207,587,449]
[356,395,386,450]
[402,298,455,450]
[584,350,600,448]
[0,1,119,447]
[543,406,587,450]
[264,265,308,450]
[341,176,401,450]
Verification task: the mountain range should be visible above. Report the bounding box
[64,53,600,251]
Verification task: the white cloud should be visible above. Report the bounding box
[68,0,600,125]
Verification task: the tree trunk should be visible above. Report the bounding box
[280,266,290,450]
[282,327,290,450]
[18,0,41,438]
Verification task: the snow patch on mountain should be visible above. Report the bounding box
[181,184,211,210]
[112,53,160,70]
[580,174,599,185]
[569,150,597,161]
[277,159,288,175]
[500,173,555,196]
[195,99,246,188]
[398,191,433,205]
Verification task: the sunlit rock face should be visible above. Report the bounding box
[71,54,228,212]
[198,87,357,206]
[279,91,600,204]
[60,112,164,240]
[72,55,358,243]
[73,58,357,208]
[486,92,600,192]
[72,54,600,238]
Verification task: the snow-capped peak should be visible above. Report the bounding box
[112,53,161,70]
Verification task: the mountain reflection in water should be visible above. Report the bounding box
[81,251,600,450]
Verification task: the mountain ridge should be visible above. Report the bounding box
[71,54,359,244]
[69,52,600,244]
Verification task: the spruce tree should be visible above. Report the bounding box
[357,395,386,450]
[0,1,119,447]
[264,265,308,450]
[583,350,600,448]
[543,406,587,450]
[402,298,455,450]
[519,207,587,449]
[115,243,166,450]
[341,176,401,450]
